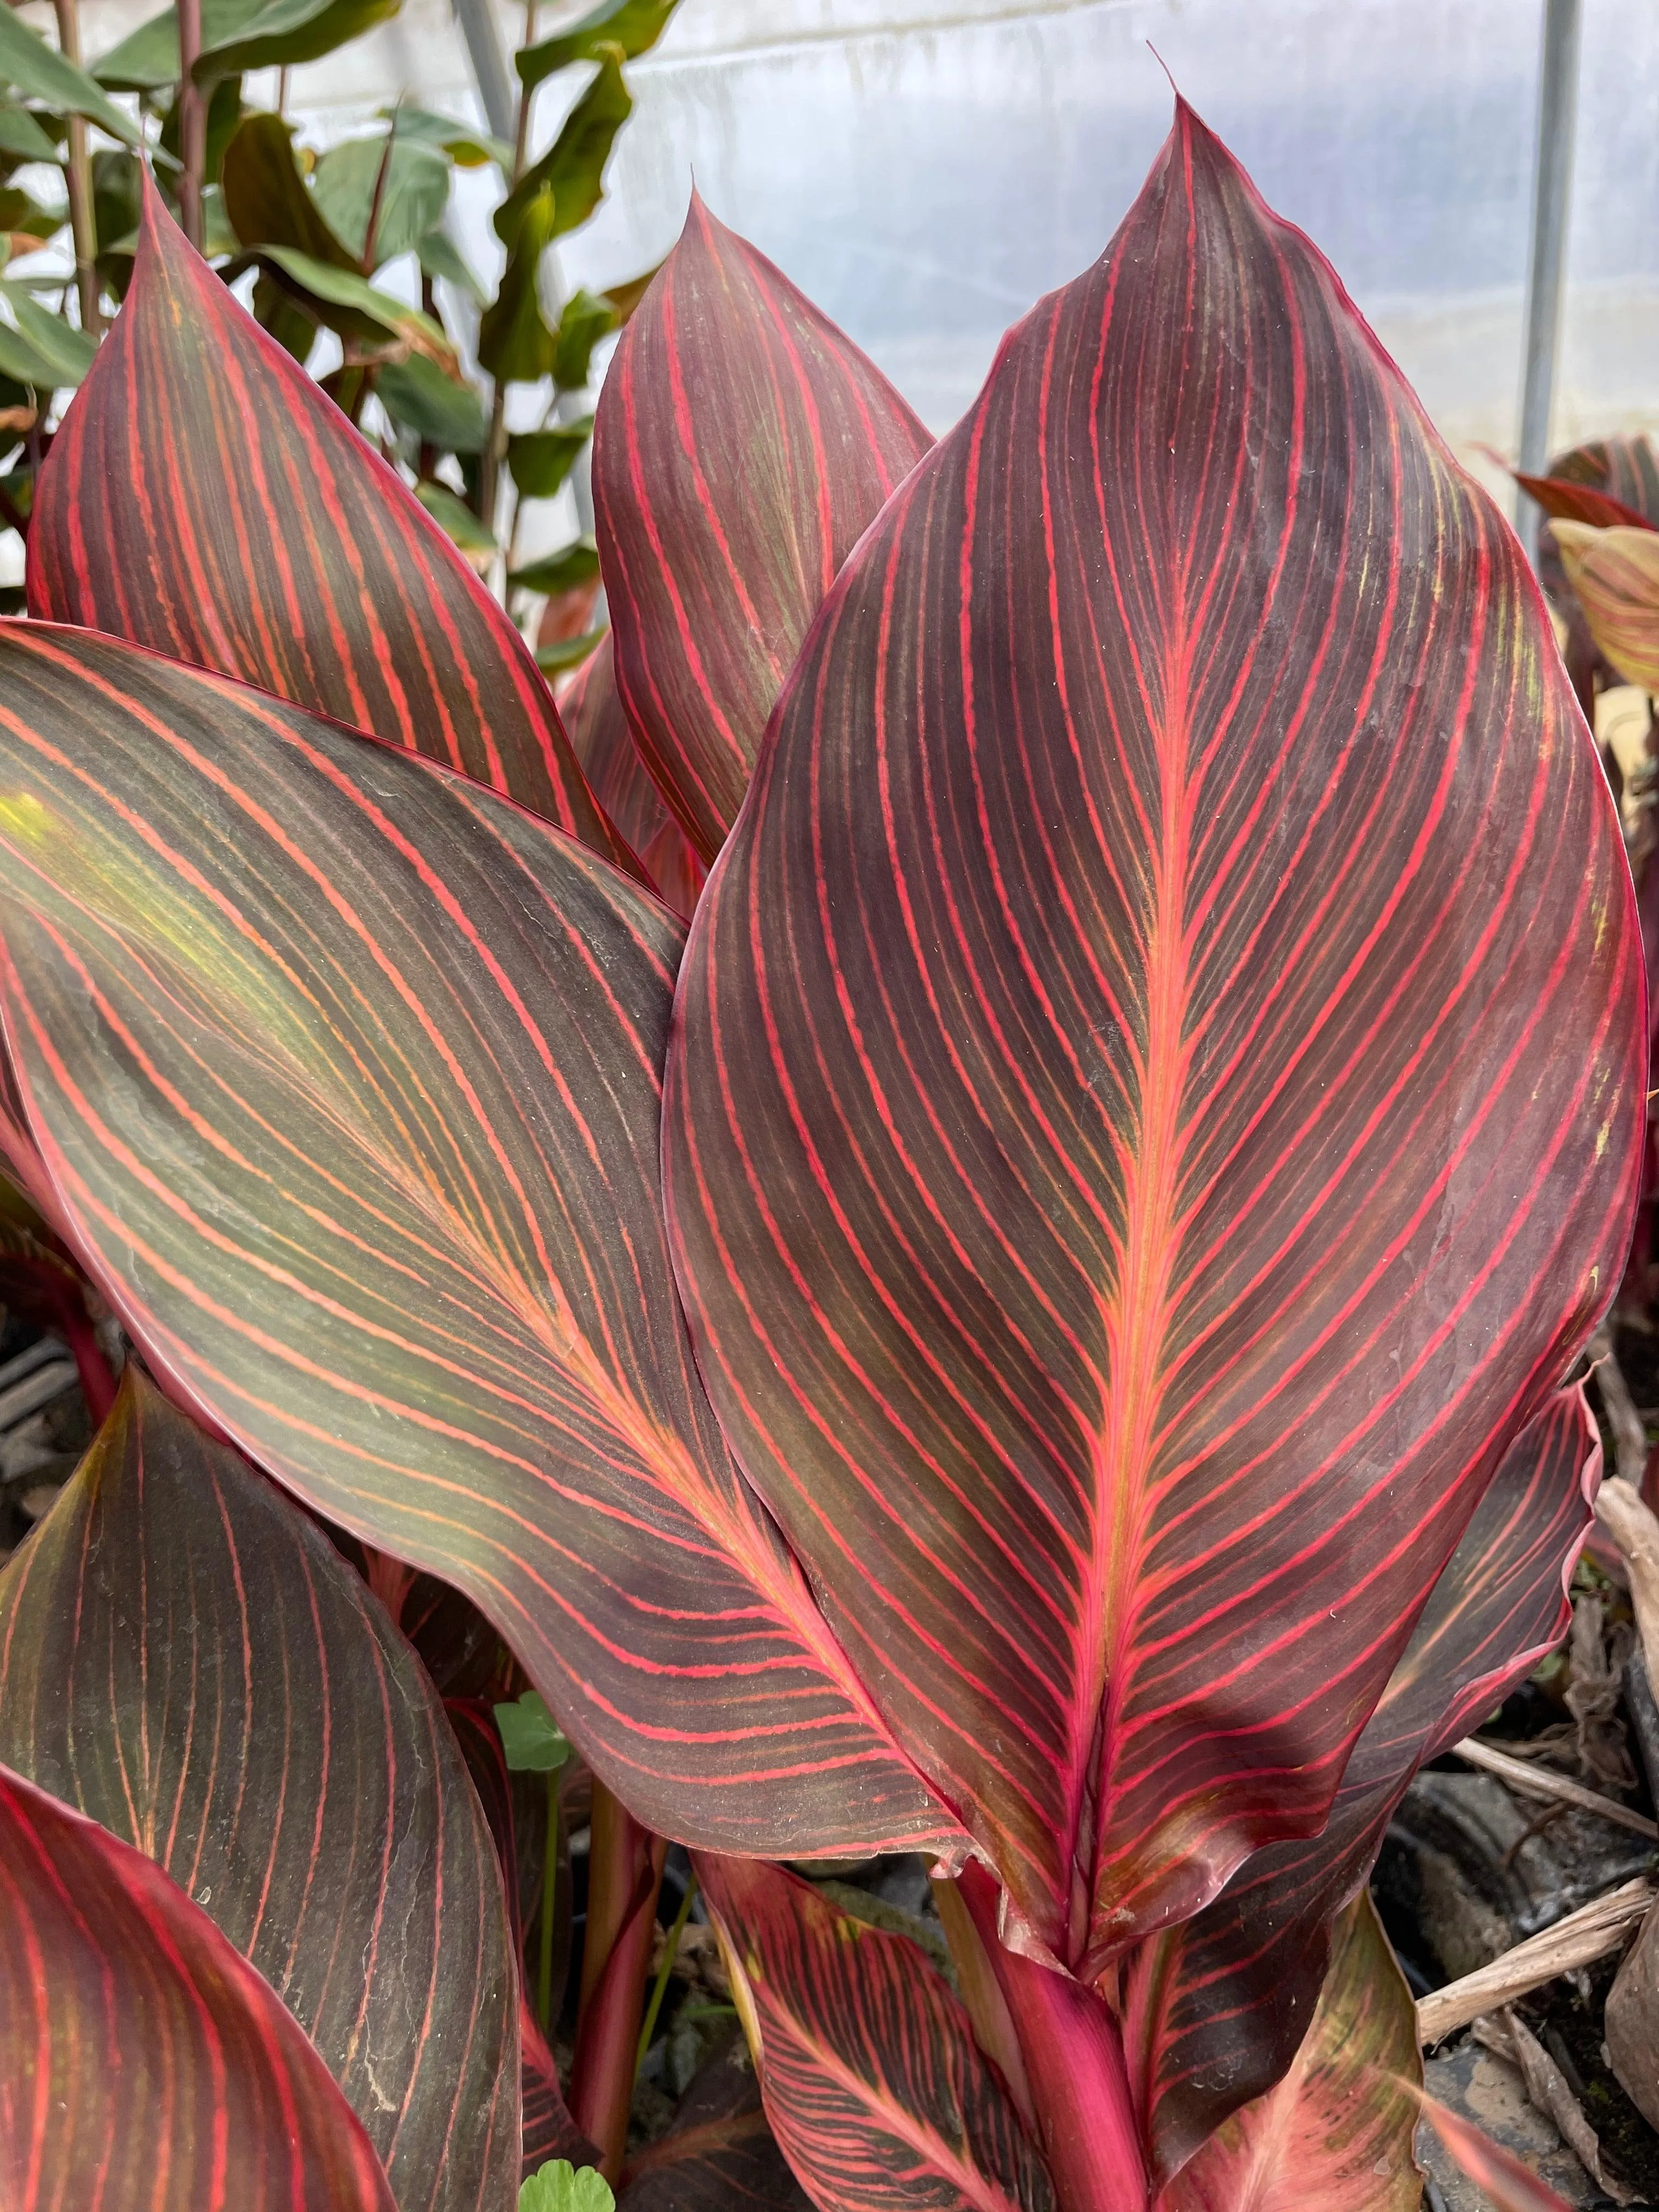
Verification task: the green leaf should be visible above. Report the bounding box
[414,477,495,555]
[378,351,488,453]
[509,420,592,499]
[493,1692,573,1774]
[392,105,511,171]
[0,8,142,146]
[551,287,618,390]
[95,0,400,90]
[510,537,600,597]
[601,262,660,327]
[416,224,483,303]
[256,244,458,370]
[0,103,64,167]
[494,55,629,252]
[0,286,95,389]
[221,111,356,267]
[252,266,318,364]
[0,185,64,239]
[312,133,448,267]
[517,0,677,88]
[478,181,557,385]
[534,626,606,675]
[520,2163,614,2212]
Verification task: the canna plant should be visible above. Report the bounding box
[0,89,1644,2212]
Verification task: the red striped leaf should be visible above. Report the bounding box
[663,101,1644,1976]
[1544,432,1659,523]
[591,192,932,862]
[0,1367,521,2212]
[523,2005,599,2176]
[1512,472,1655,532]
[1419,2098,1575,2212]
[1124,1384,1598,2185]
[696,1854,1056,2212]
[0,620,961,1864]
[562,634,707,918]
[26,182,633,872]
[1550,521,1659,691]
[1153,1893,1420,2212]
[0,1760,397,2212]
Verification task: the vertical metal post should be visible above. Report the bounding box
[453,0,516,143]
[1516,0,1582,560]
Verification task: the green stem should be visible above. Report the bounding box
[634,1870,696,2079]
[537,1764,558,2032]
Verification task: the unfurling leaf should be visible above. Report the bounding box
[0,1370,521,2212]
[663,101,1642,1974]
[592,192,930,860]
[479,179,559,385]
[561,633,705,918]
[0,1762,397,2210]
[1551,520,1659,690]
[697,1854,1055,2212]
[1155,1894,1420,2211]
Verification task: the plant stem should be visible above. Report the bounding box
[953,1864,1149,2212]
[478,0,537,549]
[176,0,206,251]
[568,1778,665,2179]
[537,1763,558,2031]
[50,0,101,339]
[635,1869,696,2077]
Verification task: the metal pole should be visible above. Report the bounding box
[1516,0,1582,560]
[453,0,516,143]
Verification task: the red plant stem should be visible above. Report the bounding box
[930,1869,1035,2126]
[55,1290,116,1425]
[568,1779,665,2179]
[955,1864,1149,2212]
[176,0,205,252]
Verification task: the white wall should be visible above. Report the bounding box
[41,0,1659,496]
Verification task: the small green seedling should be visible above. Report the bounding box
[520,2159,614,2212]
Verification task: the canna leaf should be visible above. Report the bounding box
[523,2006,601,2174]
[618,2036,811,2212]
[1550,520,1659,691]
[221,109,358,266]
[1544,431,1659,523]
[511,419,595,499]
[0,4,143,147]
[1418,2098,1575,2212]
[1512,471,1654,532]
[1153,1893,1420,2212]
[562,633,706,919]
[663,102,1644,1974]
[0,1368,521,2212]
[0,622,964,1861]
[592,192,930,862]
[312,132,450,266]
[494,56,630,253]
[697,1854,1056,2212]
[518,0,679,89]
[0,1761,397,2211]
[379,348,491,451]
[1124,1384,1600,2184]
[27,174,633,868]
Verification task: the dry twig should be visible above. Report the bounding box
[1472,2011,1637,2204]
[1417,1878,1655,2045]
[1451,1736,1657,1840]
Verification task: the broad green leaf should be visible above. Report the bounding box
[417,222,484,302]
[478,180,557,385]
[393,104,511,170]
[257,241,459,370]
[517,0,678,89]
[379,349,489,451]
[415,475,496,555]
[494,1690,574,1773]
[551,286,617,388]
[0,184,63,239]
[509,418,593,499]
[95,0,399,89]
[602,261,661,326]
[0,6,142,146]
[510,535,599,596]
[495,56,629,252]
[535,625,606,675]
[521,2162,614,2212]
[0,286,95,388]
[0,102,63,166]
[221,110,356,266]
[251,264,318,362]
[313,132,449,266]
